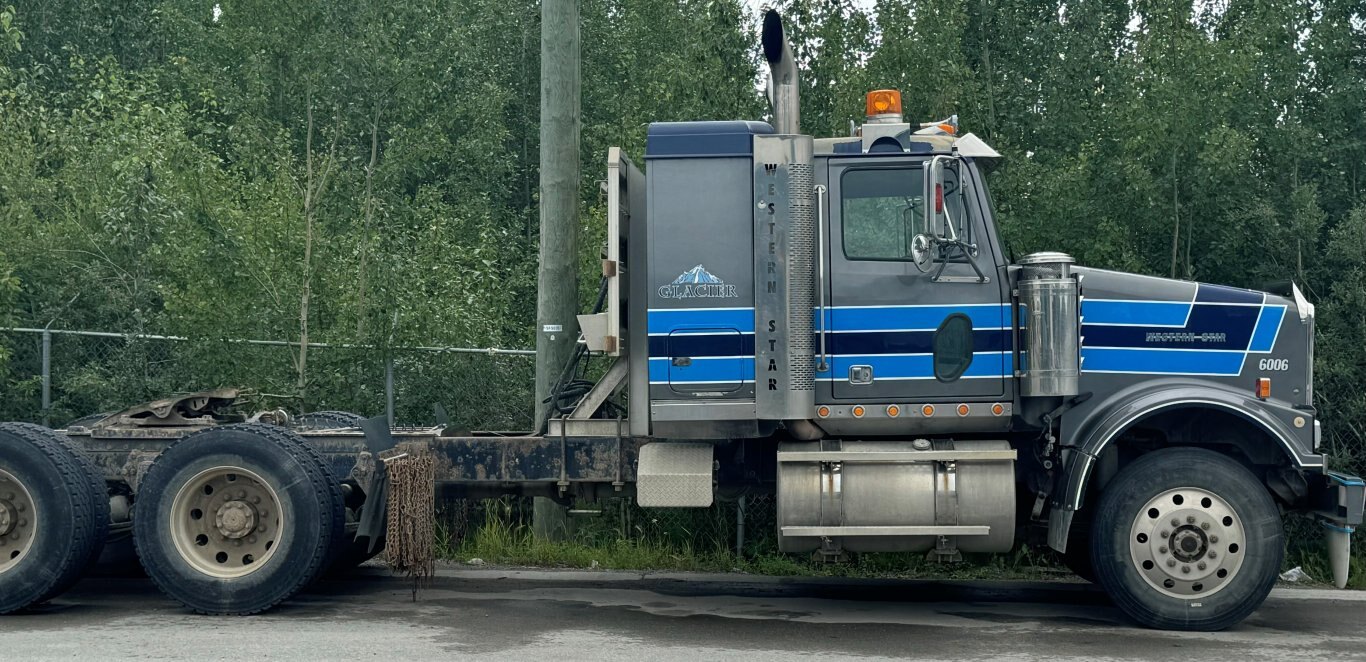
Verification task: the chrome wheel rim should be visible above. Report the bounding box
[1129,486,1246,599]
[0,468,38,574]
[170,466,284,579]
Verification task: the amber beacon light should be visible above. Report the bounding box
[865,89,902,119]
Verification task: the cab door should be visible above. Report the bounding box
[819,158,1009,402]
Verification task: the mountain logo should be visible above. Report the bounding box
[658,265,738,299]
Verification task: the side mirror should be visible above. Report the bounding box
[914,155,984,282]
[921,155,959,242]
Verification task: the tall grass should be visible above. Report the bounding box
[433,497,1071,581]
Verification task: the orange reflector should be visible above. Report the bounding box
[921,404,935,417]
[852,405,865,418]
[864,89,902,117]
[886,405,900,418]
[957,404,970,417]
[817,406,831,418]
[934,183,944,213]
[1256,378,1271,399]
[991,403,1005,416]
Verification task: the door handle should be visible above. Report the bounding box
[849,365,873,385]
[671,357,692,367]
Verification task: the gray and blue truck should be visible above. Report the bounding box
[0,10,1359,631]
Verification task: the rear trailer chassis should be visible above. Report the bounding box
[74,427,645,501]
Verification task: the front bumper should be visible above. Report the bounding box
[1309,471,1366,526]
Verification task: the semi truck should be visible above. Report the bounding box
[0,11,1360,631]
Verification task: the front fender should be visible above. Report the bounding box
[1048,379,1324,552]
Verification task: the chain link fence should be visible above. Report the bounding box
[0,327,536,431]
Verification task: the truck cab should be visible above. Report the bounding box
[565,10,1365,632]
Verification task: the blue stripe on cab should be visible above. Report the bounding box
[820,352,1008,380]
[828,329,1008,355]
[1082,300,1190,326]
[1082,348,1245,375]
[1082,303,1260,350]
[649,356,754,383]
[821,305,1006,332]
[1248,306,1285,352]
[648,308,754,334]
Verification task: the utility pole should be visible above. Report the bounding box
[532,0,581,540]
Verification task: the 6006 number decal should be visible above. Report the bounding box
[1258,358,1289,371]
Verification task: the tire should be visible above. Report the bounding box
[133,424,345,614]
[294,411,364,430]
[247,422,350,571]
[0,422,109,614]
[1091,447,1281,631]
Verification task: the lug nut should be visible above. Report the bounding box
[237,490,247,499]
[252,496,261,504]
[1167,559,1177,568]
[1159,546,1168,554]
[1181,566,1191,574]
[1187,516,1196,524]
[1201,522,1210,530]
[1198,562,1207,570]
[1210,536,1219,543]
[1171,519,1181,527]
[1208,551,1218,559]
[1160,530,1170,539]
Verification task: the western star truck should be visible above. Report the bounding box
[1,11,1360,631]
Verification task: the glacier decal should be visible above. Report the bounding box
[658,265,738,299]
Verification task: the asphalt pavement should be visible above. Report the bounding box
[2,566,1364,660]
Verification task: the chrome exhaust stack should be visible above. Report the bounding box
[762,10,800,134]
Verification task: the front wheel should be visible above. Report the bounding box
[1091,447,1281,631]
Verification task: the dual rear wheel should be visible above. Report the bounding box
[133,423,347,614]
[0,423,109,614]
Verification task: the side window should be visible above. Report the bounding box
[840,166,963,261]
[933,313,974,382]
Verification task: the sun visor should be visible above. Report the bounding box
[953,133,1001,159]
